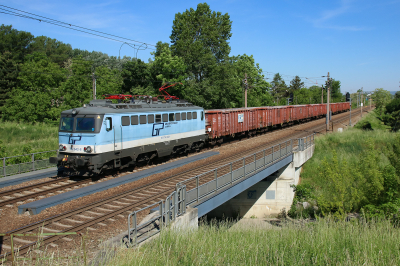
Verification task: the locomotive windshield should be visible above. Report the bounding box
[59,115,101,133]
[76,117,95,132]
[60,117,74,132]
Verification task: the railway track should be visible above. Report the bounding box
[0,107,369,260]
[0,106,364,208]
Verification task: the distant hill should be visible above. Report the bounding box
[390,91,398,96]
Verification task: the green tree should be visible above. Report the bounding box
[121,59,155,96]
[29,36,73,66]
[170,3,232,82]
[152,42,187,83]
[2,52,66,122]
[95,66,123,97]
[330,80,342,102]
[0,24,34,63]
[270,73,288,104]
[59,56,92,109]
[289,76,304,91]
[0,51,19,115]
[372,88,392,115]
[231,54,272,107]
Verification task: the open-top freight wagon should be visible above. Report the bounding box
[205,102,350,140]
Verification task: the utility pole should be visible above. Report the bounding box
[92,73,96,100]
[349,96,352,126]
[361,87,363,118]
[244,73,248,108]
[326,72,330,131]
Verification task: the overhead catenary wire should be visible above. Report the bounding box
[0,8,156,51]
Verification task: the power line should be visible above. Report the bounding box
[0,5,156,50]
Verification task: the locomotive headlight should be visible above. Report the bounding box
[85,146,92,153]
[59,144,66,151]
[72,109,77,115]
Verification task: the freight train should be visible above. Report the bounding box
[49,96,350,175]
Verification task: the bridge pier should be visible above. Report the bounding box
[207,145,314,219]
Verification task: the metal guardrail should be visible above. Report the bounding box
[126,133,315,246]
[127,186,186,246]
[0,150,58,178]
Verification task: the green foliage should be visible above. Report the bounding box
[170,3,232,82]
[354,109,391,131]
[330,79,342,102]
[2,52,67,122]
[95,66,123,97]
[288,183,316,218]
[316,151,361,217]
[289,75,304,91]
[60,56,92,109]
[0,24,34,63]
[152,42,187,85]
[372,88,392,115]
[300,117,400,218]
[0,51,19,115]
[29,36,73,66]
[382,97,400,131]
[122,59,155,95]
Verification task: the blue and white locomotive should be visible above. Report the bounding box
[50,96,207,174]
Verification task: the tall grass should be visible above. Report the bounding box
[0,121,58,157]
[301,129,398,185]
[354,109,392,130]
[109,219,400,265]
[289,110,400,218]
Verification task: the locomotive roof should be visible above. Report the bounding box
[61,99,203,116]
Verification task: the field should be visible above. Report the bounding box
[0,122,58,158]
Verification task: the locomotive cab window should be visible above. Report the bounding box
[131,115,138,125]
[175,113,181,121]
[105,117,112,131]
[148,114,154,124]
[76,117,95,132]
[121,116,130,126]
[140,115,147,124]
[169,113,175,121]
[60,117,73,132]
[162,114,168,122]
[187,112,192,120]
[192,112,197,119]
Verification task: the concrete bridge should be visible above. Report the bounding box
[126,134,315,245]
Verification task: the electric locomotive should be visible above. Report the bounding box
[49,96,207,175]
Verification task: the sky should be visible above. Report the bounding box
[1,0,399,94]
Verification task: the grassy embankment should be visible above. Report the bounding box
[0,122,58,160]
[288,109,400,219]
[106,219,400,265]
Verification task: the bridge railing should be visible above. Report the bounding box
[127,186,186,246]
[179,138,293,206]
[126,133,315,246]
[296,134,315,151]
